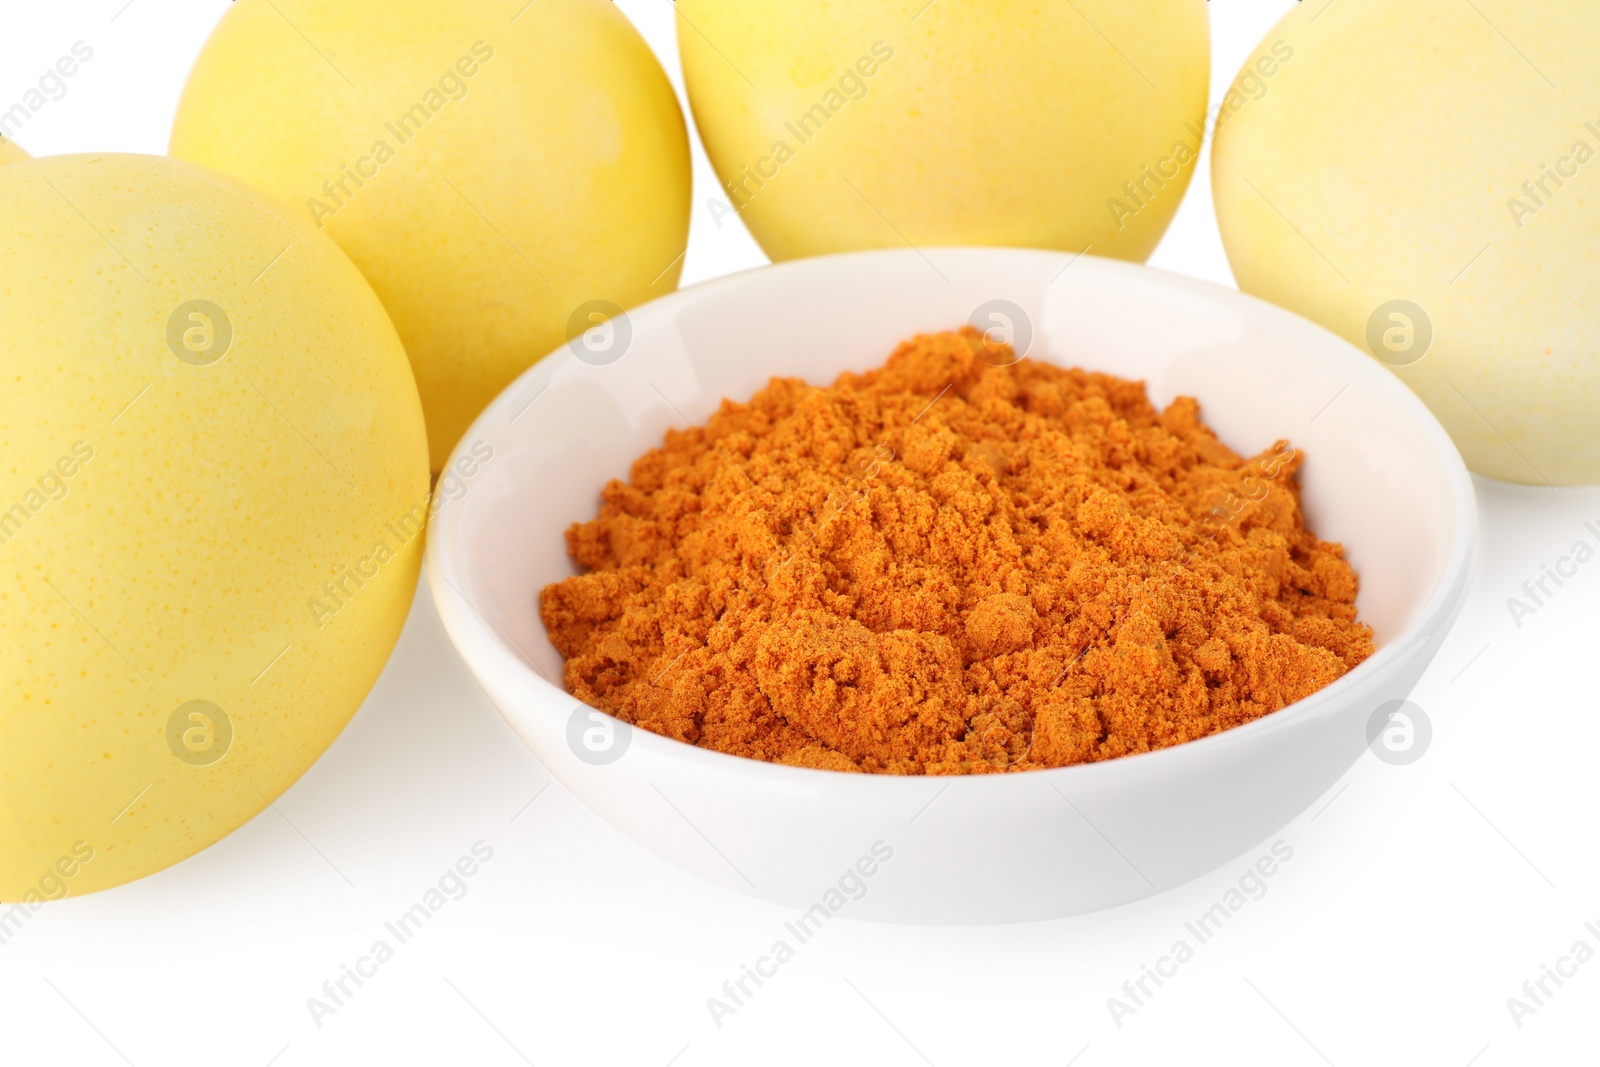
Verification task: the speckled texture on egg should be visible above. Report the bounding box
[0,153,429,900]
[171,0,692,470]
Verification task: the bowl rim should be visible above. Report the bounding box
[426,246,1479,796]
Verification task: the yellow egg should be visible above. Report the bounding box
[677,0,1209,262]
[0,138,27,166]
[0,154,428,899]
[171,0,692,470]
[1213,0,1600,484]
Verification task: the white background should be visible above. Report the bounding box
[4,2,1598,1064]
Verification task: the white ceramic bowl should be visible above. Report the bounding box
[426,248,1476,924]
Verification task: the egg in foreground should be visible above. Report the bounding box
[0,153,428,899]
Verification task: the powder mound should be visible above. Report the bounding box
[966,593,1038,658]
[539,328,1375,775]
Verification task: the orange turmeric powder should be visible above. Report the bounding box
[540,329,1373,775]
